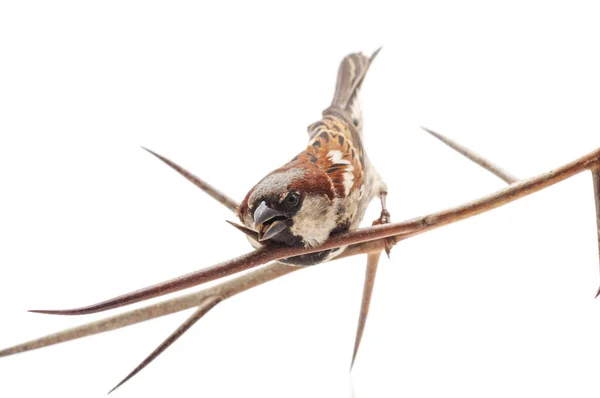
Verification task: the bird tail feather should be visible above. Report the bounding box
[325,48,381,131]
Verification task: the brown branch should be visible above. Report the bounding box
[0,237,400,359]
[27,145,600,316]
[4,144,600,360]
[3,132,522,391]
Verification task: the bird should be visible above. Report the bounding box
[237,48,391,266]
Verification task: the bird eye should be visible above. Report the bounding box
[284,192,300,209]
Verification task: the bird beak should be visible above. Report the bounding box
[253,201,288,242]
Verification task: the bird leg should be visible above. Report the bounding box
[372,191,393,257]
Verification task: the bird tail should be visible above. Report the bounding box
[325,48,381,131]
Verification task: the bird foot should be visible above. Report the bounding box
[372,209,393,258]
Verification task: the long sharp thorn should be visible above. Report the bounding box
[341,131,516,368]
[27,247,269,315]
[226,220,260,242]
[592,168,600,298]
[141,146,239,213]
[421,127,519,184]
[108,296,221,394]
[350,251,382,369]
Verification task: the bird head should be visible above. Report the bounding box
[238,165,338,249]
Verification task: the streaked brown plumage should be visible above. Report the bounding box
[238,49,390,266]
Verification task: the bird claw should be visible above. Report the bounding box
[372,209,393,257]
[373,209,390,225]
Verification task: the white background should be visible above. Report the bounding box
[1,1,600,397]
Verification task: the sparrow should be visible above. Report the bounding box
[238,49,391,266]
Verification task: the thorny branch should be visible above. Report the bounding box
[27,141,600,317]
[2,129,600,393]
